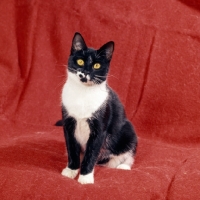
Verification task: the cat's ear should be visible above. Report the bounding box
[97,41,114,60]
[71,32,87,54]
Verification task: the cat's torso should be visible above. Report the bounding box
[62,72,108,150]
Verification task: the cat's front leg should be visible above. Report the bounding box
[78,170,94,184]
[61,167,79,179]
[62,115,81,179]
[78,118,105,184]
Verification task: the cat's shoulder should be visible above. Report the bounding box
[107,86,120,101]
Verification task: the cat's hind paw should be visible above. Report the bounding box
[117,164,131,170]
[78,171,94,184]
[61,167,79,179]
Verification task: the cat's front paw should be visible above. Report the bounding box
[61,167,79,179]
[78,171,94,184]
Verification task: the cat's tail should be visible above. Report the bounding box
[55,120,63,126]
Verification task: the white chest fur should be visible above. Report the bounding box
[62,72,108,150]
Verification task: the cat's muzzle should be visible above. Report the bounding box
[77,71,90,83]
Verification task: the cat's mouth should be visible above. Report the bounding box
[80,78,94,86]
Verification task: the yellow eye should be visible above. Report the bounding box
[77,59,84,66]
[93,63,101,69]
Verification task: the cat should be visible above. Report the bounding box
[61,32,137,184]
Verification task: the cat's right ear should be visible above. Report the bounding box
[71,32,87,55]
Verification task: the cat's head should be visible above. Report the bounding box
[67,32,114,86]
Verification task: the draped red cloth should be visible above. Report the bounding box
[1,0,200,199]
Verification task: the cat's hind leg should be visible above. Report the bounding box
[106,152,134,170]
[116,154,134,170]
[110,120,137,170]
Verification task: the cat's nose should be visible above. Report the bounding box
[77,71,85,78]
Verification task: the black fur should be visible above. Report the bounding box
[62,108,80,170]
[61,32,137,177]
[68,32,114,85]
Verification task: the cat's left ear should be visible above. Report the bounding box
[71,32,87,55]
[97,41,114,60]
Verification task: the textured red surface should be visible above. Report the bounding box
[1,0,200,199]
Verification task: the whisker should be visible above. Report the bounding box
[95,75,107,78]
[51,79,66,95]
[95,74,118,80]
[56,64,68,67]
[94,76,102,81]
[57,75,66,78]
[68,67,77,73]
[93,77,103,85]
[94,77,102,82]
[93,79,97,84]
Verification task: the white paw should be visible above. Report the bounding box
[61,167,79,179]
[78,171,94,184]
[117,164,131,170]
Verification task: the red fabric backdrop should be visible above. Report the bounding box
[1,0,200,199]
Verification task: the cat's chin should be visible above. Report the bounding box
[81,80,94,86]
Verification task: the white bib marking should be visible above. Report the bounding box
[62,71,108,149]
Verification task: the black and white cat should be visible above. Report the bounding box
[61,32,137,184]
